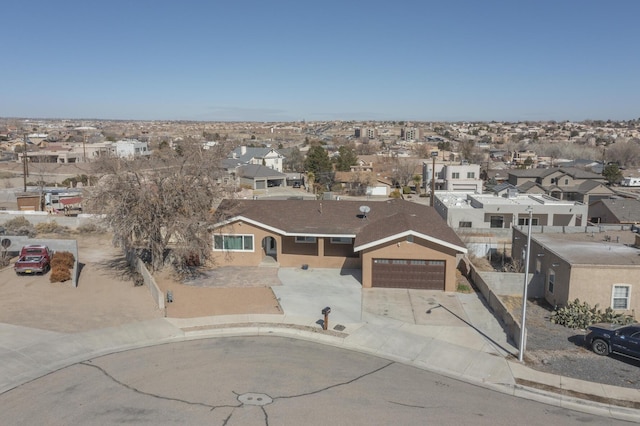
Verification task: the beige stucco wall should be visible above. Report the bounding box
[568,266,640,315]
[211,221,361,270]
[360,237,460,291]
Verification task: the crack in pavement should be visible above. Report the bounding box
[80,361,241,412]
[81,360,394,426]
[388,400,437,409]
[272,361,395,399]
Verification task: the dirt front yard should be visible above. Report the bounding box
[0,234,162,333]
[154,269,282,318]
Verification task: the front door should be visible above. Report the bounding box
[262,236,277,260]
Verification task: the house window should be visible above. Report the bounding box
[548,270,555,294]
[428,260,445,266]
[330,237,352,244]
[612,285,631,310]
[467,172,475,178]
[295,236,317,243]
[518,217,539,226]
[452,172,460,179]
[392,259,408,265]
[459,221,472,228]
[564,179,569,185]
[490,216,504,228]
[213,234,254,252]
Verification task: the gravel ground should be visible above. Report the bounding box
[523,298,640,389]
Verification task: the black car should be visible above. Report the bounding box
[585,323,640,359]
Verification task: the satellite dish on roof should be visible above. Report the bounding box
[359,205,371,219]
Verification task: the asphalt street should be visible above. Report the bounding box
[0,337,629,426]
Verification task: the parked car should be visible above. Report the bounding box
[585,323,640,360]
[14,245,53,275]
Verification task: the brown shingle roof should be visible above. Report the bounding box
[215,199,466,252]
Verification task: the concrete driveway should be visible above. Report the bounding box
[274,268,363,326]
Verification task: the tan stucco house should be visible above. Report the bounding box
[211,199,467,291]
[512,228,640,316]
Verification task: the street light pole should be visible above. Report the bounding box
[518,206,533,362]
[22,134,28,192]
[430,151,437,206]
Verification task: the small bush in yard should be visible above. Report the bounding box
[50,265,71,283]
[76,222,104,234]
[2,217,36,237]
[51,251,75,269]
[35,221,69,234]
[550,299,635,329]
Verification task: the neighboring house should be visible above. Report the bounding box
[589,198,640,224]
[423,162,483,193]
[433,191,588,229]
[507,167,614,204]
[114,139,151,158]
[237,164,287,190]
[512,228,640,315]
[211,199,467,291]
[229,146,284,172]
[441,164,482,192]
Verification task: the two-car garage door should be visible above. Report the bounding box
[371,259,445,290]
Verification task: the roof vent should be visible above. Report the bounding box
[359,205,371,219]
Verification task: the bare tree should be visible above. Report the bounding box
[606,138,640,167]
[391,158,419,188]
[86,139,232,272]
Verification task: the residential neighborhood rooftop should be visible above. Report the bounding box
[437,191,581,209]
[530,231,640,266]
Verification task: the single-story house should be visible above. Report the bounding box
[512,228,640,315]
[237,164,287,190]
[588,198,640,225]
[211,199,467,290]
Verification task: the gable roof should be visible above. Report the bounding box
[230,147,282,163]
[214,199,466,253]
[517,181,545,192]
[508,167,604,180]
[238,164,286,179]
[591,198,640,223]
[577,180,613,194]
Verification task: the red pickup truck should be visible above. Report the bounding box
[14,245,53,275]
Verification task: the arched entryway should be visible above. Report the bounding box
[262,236,277,262]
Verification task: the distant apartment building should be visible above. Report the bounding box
[401,127,420,141]
[356,128,377,139]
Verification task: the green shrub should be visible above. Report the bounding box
[550,299,635,329]
[402,186,411,194]
[389,190,402,199]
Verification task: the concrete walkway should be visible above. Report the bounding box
[0,268,639,422]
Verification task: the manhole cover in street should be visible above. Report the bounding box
[238,393,273,406]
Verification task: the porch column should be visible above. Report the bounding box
[318,237,325,257]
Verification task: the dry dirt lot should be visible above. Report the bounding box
[155,269,282,319]
[0,233,280,333]
[0,234,161,333]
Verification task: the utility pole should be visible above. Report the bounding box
[430,151,438,206]
[22,134,29,192]
[83,133,87,162]
[518,206,533,362]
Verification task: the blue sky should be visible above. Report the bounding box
[2,1,639,122]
